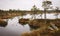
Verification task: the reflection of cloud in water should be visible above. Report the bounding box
[0,17,30,36]
[22,14,60,19]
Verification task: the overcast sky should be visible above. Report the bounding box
[0,0,60,10]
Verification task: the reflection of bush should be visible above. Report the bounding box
[0,21,7,27]
[29,25,40,30]
[29,20,40,30]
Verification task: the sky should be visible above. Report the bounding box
[0,0,60,10]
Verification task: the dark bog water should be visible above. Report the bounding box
[0,17,30,36]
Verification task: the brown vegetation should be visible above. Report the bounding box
[19,18,29,25]
[20,19,60,36]
[21,29,40,36]
[0,19,7,27]
[21,24,60,36]
[19,19,60,29]
[21,25,54,36]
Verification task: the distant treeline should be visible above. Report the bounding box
[0,9,60,13]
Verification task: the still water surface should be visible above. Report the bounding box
[0,17,30,36]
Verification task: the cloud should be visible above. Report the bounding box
[0,0,60,10]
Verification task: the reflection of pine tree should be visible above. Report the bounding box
[54,7,59,19]
[31,5,40,19]
[42,1,52,24]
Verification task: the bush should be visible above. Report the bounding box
[0,21,7,27]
